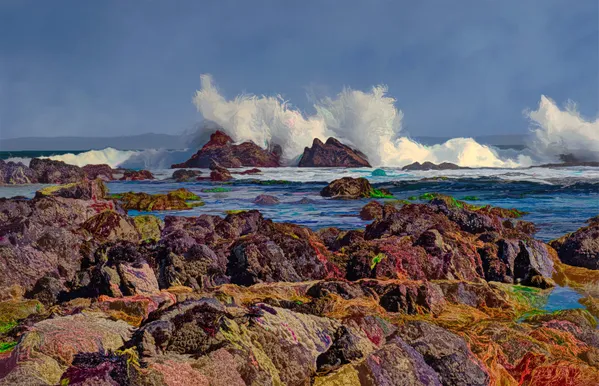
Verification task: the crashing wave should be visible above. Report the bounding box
[527,95,599,162]
[193,74,527,168]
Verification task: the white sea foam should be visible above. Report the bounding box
[193,75,527,168]
[527,95,599,162]
[46,148,138,168]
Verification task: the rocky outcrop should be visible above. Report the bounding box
[0,160,38,184]
[209,160,233,181]
[119,169,155,181]
[402,161,465,171]
[321,177,393,199]
[81,164,115,181]
[172,130,281,168]
[171,169,202,182]
[29,158,86,184]
[1,183,596,385]
[298,137,371,167]
[550,216,599,269]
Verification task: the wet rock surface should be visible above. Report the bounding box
[172,130,281,168]
[321,177,392,199]
[0,181,597,385]
[550,216,599,269]
[299,137,371,168]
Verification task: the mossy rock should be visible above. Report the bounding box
[133,215,163,241]
[112,189,204,211]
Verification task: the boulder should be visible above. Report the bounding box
[171,169,202,182]
[119,169,155,181]
[209,160,233,181]
[29,158,85,184]
[397,321,490,386]
[172,130,281,168]
[35,179,109,200]
[0,160,38,184]
[81,164,115,181]
[550,216,599,269]
[360,201,384,220]
[321,177,392,200]
[298,137,371,167]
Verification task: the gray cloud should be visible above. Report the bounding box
[0,0,596,139]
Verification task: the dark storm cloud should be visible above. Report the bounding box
[0,0,597,139]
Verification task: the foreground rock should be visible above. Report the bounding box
[209,160,233,181]
[550,216,599,269]
[299,137,371,167]
[402,161,464,171]
[321,177,393,199]
[172,130,281,168]
[1,183,597,385]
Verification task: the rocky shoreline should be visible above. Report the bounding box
[1,178,598,385]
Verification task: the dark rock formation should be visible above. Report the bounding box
[397,321,490,386]
[29,158,86,184]
[402,161,464,171]
[209,160,233,181]
[298,137,371,167]
[0,160,38,184]
[171,169,203,182]
[119,169,155,181]
[321,177,392,200]
[172,130,281,168]
[81,164,115,181]
[550,216,599,269]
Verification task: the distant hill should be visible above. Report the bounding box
[0,133,186,151]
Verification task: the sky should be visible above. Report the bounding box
[0,0,597,140]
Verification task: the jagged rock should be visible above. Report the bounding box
[209,160,233,181]
[81,210,140,243]
[321,177,392,200]
[81,164,115,181]
[0,160,38,184]
[119,169,155,181]
[171,169,203,182]
[550,216,599,269]
[360,201,384,220]
[298,137,371,167]
[402,161,464,171]
[355,336,442,385]
[172,130,281,168]
[29,158,86,184]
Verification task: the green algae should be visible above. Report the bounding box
[0,320,17,334]
[0,341,17,353]
[369,189,394,199]
[461,196,480,201]
[201,187,232,193]
[370,253,386,270]
[133,215,162,241]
